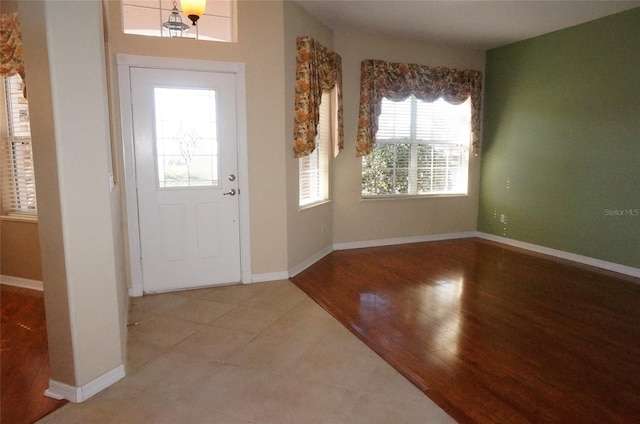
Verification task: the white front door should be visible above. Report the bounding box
[130,67,241,292]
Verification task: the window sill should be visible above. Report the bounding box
[299,199,331,212]
[361,193,468,201]
[1,214,38,223]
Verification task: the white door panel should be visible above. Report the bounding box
[130,67,241,292]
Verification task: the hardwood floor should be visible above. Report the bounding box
[291,238,640,424]
[1,285,67,424]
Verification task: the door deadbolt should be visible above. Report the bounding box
[228,174,236,181]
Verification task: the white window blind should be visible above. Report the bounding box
[1,75,37,215]
[362,96,471,197]
[299,91,330,207]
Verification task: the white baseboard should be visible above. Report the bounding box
[128,281,143,297]
[476,232,640,279]
[129,273,290,294]
[289,232,476,278]
[251,270,289,283]
[127,232,637,295]
[289,231,639,282]
[333,231,477,251]
[44,364,125,403]
[289,245,334,277]
[0,275,43,291]
[242,269,253,284]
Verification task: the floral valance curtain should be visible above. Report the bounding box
[356,60,483,156]
[0,13,25,83]
[293,36,343,158]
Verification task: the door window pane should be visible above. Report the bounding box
[154,87,218,188]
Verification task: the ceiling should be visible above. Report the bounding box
[294,1,640,50]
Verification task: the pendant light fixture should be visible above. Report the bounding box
[162,1,189,37]
[180,0,206,26]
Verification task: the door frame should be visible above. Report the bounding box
[117,54,251,296]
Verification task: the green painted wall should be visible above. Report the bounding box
[478,8,640,268]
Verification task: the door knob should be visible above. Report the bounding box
[223,189,236,196]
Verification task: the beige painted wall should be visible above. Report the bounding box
[102,1,135,363]
[19,0,75,386]
[19,0,124,388]
[0,1,42,283]
[282,3,487,269]
[332,30,486,244]
[283,1,334,270]
[0,219,43,281]
[104,0,289,277]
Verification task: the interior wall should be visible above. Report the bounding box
[479,8,640,268]
[283,1,334,271]
[332,30,486,244]
[18,0,75,386]
[104,0,289,279]
[0,0,43,284]
[0,219,42,281]
[102,0,132,363]
[19,0,123,389]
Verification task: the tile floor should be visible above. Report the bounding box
[37,280,455,423]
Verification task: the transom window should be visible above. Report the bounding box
[1,74,37,216]
[122,0,234,42]
[362,96,471,197]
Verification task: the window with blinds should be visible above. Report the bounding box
[299,91,330,207]
[1,75,37,216]
[362,95,471,197]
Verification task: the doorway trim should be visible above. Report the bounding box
[117,54,251,296]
